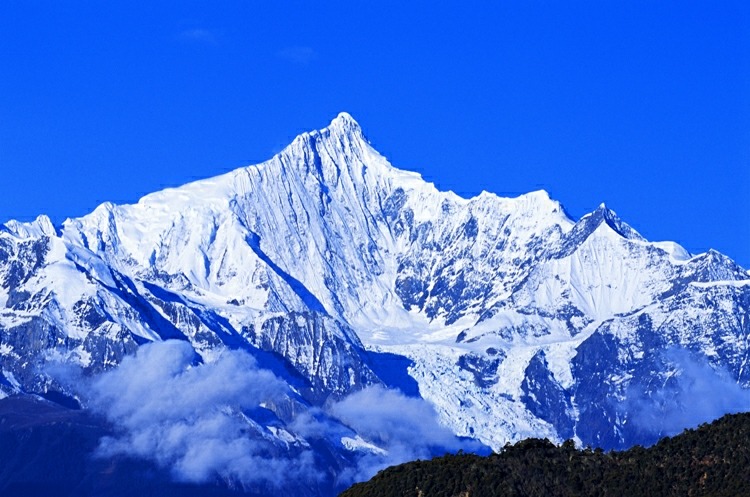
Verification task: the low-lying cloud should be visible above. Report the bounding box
[50,340,480,490]
[626,348,750,442]
[327,385,480,483]
[68,340,319,489]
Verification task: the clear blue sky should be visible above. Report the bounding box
[1,1,748,266]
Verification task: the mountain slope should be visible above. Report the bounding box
[0,112,749,482]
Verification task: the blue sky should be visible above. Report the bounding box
[1,1,748,266]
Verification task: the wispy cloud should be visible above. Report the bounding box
[276,46,318,65]
[624,348,750,442]
[177,28,219,46]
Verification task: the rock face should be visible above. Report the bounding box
[1,112,749,461]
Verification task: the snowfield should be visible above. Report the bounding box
[1,112,749,464]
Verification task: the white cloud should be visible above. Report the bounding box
[48,341,481,489]
[84,340,320,488]
[626,348,750,441]
[327,385,482,483]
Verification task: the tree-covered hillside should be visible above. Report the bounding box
[341,412,750,497]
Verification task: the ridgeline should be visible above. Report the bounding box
[340,412,750,497]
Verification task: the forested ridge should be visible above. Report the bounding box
[340,412,750,497]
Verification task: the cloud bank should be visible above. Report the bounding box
[80,340,319,489]
[50,340,480,490]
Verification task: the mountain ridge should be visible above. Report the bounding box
[0,113,749,492]
[340,411,750,497]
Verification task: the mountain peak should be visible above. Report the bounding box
[2,214,57,238]
[552,202,645,257]
[590,203,644,241]
[331,111,359,127]
[285,112,367,154]
[323,112,365,141]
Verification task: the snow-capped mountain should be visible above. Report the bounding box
[1,112,749,486]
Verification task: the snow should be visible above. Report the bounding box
[2,370,20,389]
[3,214,56,238]
[267,426,300,446]
[0,311,33,329]
[0,112,747,453]
[341,435,387,455]
[690,279,750,288]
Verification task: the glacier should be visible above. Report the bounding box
[1,112,749,491]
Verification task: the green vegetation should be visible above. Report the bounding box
[340,412,750,497]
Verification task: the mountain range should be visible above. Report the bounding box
[1,113,749,494]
